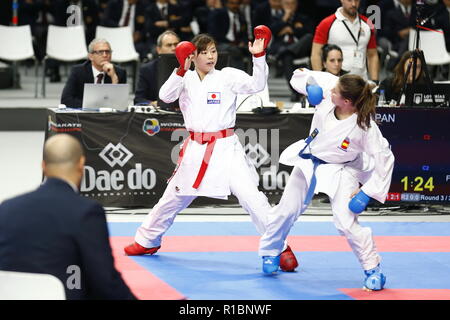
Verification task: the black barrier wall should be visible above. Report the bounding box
[45,107,450,207]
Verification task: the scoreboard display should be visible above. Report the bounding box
[376,107,450,204]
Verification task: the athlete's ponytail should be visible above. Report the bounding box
[338,74,376,130]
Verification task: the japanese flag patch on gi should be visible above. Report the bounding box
[339,137,350,151]
[207,92,221,104]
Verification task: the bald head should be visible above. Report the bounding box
[43,134,85,186]
[43,134,84,167]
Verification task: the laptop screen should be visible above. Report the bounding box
[82,84,130,111]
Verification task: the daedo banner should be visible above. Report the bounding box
[46,107,450,208]
[46,110,311,207]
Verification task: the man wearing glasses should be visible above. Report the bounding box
[61,39,127,109]
[133,30,180,105]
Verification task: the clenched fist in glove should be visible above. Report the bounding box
[251,25,272,58]
[175,41,196,77]
[306,76,324,106]
[349,190,371,214]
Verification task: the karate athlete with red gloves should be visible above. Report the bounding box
[259,69,395,291]
[124,27,299,272]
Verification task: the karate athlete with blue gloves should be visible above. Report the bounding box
[259,69,395,291]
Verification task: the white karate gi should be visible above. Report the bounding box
[259,69,395,271]
[135,56,272,248]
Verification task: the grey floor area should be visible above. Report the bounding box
[1,64,449,222]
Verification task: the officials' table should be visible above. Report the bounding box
[45,107,450,208]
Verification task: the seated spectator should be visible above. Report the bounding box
[240,0,254,40]
[44,0,99,83]
[253,0,283,34]
[98,0,110,21]
[382,0,414,68]
[134,31,180,105]
[271,0,314,101]
[61,39,127,109]
[0,134,136,300]
[378,50,426,105]
[207,0,249,70]
[146,0,193,47]
[194,0,223,34]
[310,0,379,82]
[101,0,150,60]
[321,44,348,76]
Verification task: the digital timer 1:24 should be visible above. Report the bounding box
[400,176,435,192]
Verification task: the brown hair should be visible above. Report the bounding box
[392,50,425,94]
[338,74,376,130]
[191,34,217,52]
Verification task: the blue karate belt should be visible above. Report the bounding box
[298,128,326,206]
[299,153,328,205]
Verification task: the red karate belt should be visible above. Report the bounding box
[168,128,235,189]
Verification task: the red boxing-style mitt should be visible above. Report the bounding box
[175,41,196,76]
[253,25,272,50]
[175,41,196,66]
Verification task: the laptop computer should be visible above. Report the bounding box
[82,83,130,110]
[405,83,450,107]
[156,53,230,111]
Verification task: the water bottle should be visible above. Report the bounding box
[378,89,386,106]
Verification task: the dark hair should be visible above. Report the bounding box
[321,44,343,63]
[338,74,376,130]
[191,33,217,52]
[392,50,425,94]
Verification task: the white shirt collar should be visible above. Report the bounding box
[156,2,168,11]
[92,65,104,83]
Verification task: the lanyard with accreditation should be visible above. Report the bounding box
[341,16,365,69]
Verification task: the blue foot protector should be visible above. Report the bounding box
[364,264,386,291]
[262,256,280,274]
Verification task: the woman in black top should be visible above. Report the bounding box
[378,50,426,105]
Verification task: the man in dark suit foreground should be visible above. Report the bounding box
[61,39,127,109]
[133,30,180,105]
[0,134,136,300]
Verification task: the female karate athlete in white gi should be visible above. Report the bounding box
[259,69,395,291]
[124,29,300,271]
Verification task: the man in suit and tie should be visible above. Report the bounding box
[146,0,192,45]
[0,134,136,300]
[101,0,151,59]
[134,30,180,105]
[207,0,249,70]
[60,38,127,109]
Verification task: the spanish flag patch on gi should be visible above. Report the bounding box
[340,137,350,150]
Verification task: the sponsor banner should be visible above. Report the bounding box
[45,111,311,207]
[45,107,450,207]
